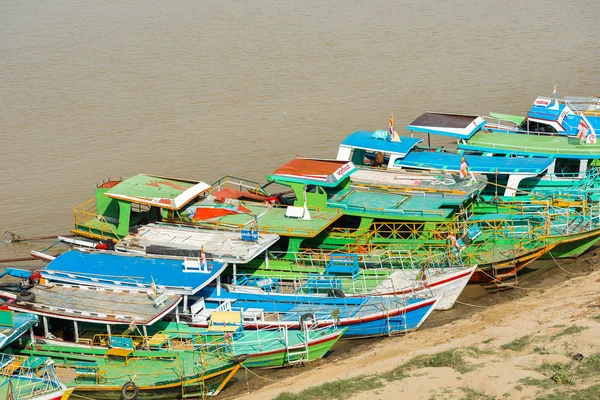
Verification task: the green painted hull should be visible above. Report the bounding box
[241,329,344,368]
[148,321,344,369]
[543,230,600,259]
[17,343,239,398]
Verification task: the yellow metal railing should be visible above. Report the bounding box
[72,198,119,240]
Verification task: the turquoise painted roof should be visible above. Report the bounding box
[328,189,456,221]
[340,131,422,157]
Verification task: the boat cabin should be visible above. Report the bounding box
[73,174,212,240]
[407,111,600,198]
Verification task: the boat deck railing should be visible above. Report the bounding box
[266,247,455,271]
[89,332,234,361]
[72,198,120,240]
[324,215,550,267]
[210,175,268,196]
[0,354,63,399]
[229,295,414,324]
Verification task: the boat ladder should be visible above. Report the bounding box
[283,326,309,365]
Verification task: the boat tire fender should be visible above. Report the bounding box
[489,195,503,204]
[327,288,345,298]
[121,381,139,400]
[300,312,317,330]
[16,291,35,303]
[229,354,249,364]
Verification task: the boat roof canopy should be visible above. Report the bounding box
[105,174,211,210]
[267,158,358,187]
[339,130,422,157]
[489,112,526,126]
[8,284,181,326]
[407,112,486,139]
[42,250,227,295]
[397,151,554,174]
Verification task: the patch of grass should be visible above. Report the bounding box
[519,376,558,390]
[378,367,408,381]
[535,384,600,400]
[591,314,600,322]
[381,347,480,381]
[550,325,588,340]
[273,375,383,400]
[573,353,600,380]
[481,338,494,344]
[537,362,575,385]
[500,335,530,351]
[465,346,495,356]
[533,346,550,355]
[458,386,496,400]
[403,348,477,374]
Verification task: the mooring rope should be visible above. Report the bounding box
[548,251,587,277]
[240,363,273,382]
[454,300,488,308]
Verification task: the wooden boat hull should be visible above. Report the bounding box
[469,244,551,284]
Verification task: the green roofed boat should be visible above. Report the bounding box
[71,160,553,285]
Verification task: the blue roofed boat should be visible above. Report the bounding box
[32,250,439,339]
[192,285,440,338]
[40,249,227,295]
[337,127,555,198]
[401,107,600,199]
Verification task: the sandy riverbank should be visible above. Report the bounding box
[228,254,600,400]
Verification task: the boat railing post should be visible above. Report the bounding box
[106,324,111,340]
[183,295,189,313]
[142,326,149,348]
[73,321,79,343]
[42,316,50,339]
[233,264,237,286]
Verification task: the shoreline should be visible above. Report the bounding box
[225,251,600,399]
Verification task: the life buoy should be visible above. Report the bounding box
[16,291,35,303]
[229,354,249,364]
[299,313,316,331]
[121,381,139,400]
[327,288,345,298]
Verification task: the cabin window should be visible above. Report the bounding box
[555,159,580,177]
[526,121,558,133]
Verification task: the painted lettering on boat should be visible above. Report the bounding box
[333,162,353,179]
[534,97,551,106]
